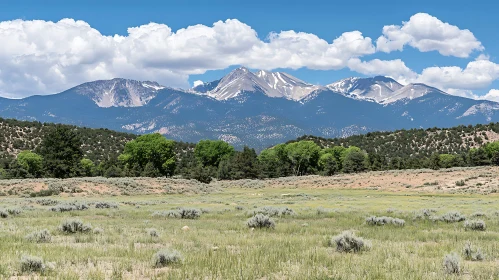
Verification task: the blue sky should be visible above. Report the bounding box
[0,0,498,100]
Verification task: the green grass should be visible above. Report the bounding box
[1,187,499,279]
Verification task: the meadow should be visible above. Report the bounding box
[1,167,499,279]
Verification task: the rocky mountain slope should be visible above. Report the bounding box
[1,68,499,150]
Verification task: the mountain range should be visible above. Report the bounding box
[1,66,498,150]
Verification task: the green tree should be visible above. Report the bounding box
[468,148,489,166]
[342,150,367,173]
[341,146,362,162]
[141,162,161,177]
[322,146,346,170]
[483,141,499,158]
[258,148,281,178]
[39,126,83,178]
[219,146,260,180]
[104,165,123,178]
[491,152,499,166]
[318,153,339,176]
[190,164,214,184]
[427,153,441,170]
[217,157,232,180]
[175,150,214,183]
[438,154,464,168]
[194,140,234,167]
[79,158,95,177]
[284,141,321,176]
[119,133,176,176]
[367,153,386,171]
[17,150,43,177]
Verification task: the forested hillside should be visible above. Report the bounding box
[290,123,499,159]
[3,117,499,183]
[0,118,137,164]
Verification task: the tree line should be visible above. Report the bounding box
[2,125,499,182]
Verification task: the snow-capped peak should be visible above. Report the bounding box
[205,67,265,100]
[196,68,323,101]
[73,78,165,108]
[327,76,403,103]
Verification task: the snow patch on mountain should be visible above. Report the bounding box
[74,78,164,108]
[255,70,322,100]
[381,84,447,104]
[194,67,322,101]
[327,76,403,103]
[460,102,499,121]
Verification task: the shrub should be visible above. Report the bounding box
[152,210,181,218]
[247,214,275,229]
[153,249,182,267]
[0,209,8,218]
[50,202,88,212]
[455,180,465,186]
[464,219,486,231]
[443,253,460,274]
[178,208,202,219]
[463,242,484,261]
[152,208,201,219]
[439,211,466,223]
[59,219,92,234]
[331,231,371,253]
[34,198,59,206]
[7,208,22,215]
[248,206,295,217]
[471,211,486,218]
[25,229,51,243]
[20,255,45,273]
[365,216,405,227]
[316,207,332,215]
[414,208,437,220]
[95,202,119,209]
[148,228,159,237]
[30,189,60,197]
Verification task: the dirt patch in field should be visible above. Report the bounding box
[1,166,498,196]
[216,166,499,194]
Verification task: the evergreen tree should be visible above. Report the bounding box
[228,146,260,179]
[428,153,441,170]
[491,152,499,166]
[258,149,281,178]
[217,157,232,180]
[468,148,489,166]
[342,150,367,173]
[318,153,339,176]
[104,165,123,178]
[141,162,161,177]
[39,126,83,178]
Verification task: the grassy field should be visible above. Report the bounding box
[1,168,499,279]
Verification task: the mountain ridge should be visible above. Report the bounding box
[0,67,493,107]
[1,68,499,150]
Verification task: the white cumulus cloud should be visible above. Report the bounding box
[376,13,483,58]
[347,58,417,84]
[193,80,204,87]
[0,14,496,100]
[416,59,499,90]
[0,18,376,98]
[480,89,499,102]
